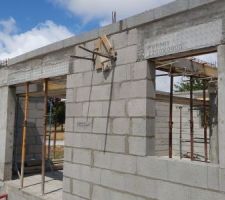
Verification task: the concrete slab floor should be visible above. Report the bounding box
[5,171,63,200]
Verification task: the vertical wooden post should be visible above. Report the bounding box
[42,79,48,195]
[20,82,29,188]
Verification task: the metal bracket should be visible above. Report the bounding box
[70,35,117,72]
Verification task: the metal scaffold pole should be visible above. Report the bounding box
[169,73,174,158]
[203,80,208,162]
[190,76,194,160]
[20,82,29,189]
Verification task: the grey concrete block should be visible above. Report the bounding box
[137,157,168,180]
[64,162,101,184]
[131,118,155,137]
[65,133,105,150]
[63,177,71,193]
[128,29,138,46]
[83,101,109,117]
[110,100,126,117]
[119,80,154,99]
[111,31,128,50]
[73,148,92,165]
[127,99,147,117]
[207,164,219,190]
[131,61,148,80]
[113,64,131,83]
[72,59,93,74]
[106,135,126,153]
[167,160,208,188]
[128,136,154,156]
[116,45,137,66]
[72,179,91,199]
[94,151,137,174]
[92,185,146,200]
[76,86,91,102]
[64,192,87,200]
[65,117,74,132]
[100,169,157,198]
[66,103,83,117]
[93,118,110,134]
[91,84,111,101]
[64,147,73,162]
[112,118,130,135]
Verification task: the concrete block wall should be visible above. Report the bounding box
[13,96,44,163]
[63,28,159,199]
[0,86,16,181]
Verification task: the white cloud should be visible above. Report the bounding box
[51,0,175,24]
[0,18,73,60]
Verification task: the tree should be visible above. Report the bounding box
[51,99,65,131]
[174,79,204,92]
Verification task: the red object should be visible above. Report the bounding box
[0,194,8,200]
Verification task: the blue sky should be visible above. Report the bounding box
[0,0,175,59]
[0,0,100,35]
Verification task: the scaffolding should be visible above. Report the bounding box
[16,77,66,195]
[156,57,217,162]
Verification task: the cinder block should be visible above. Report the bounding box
[113,64,131,83]
[110,100,126,117]
[91,84,111,101]
[131,118,155,136]
[67,74,80,89]
[76,86,91,102]
[66,88,75,103]
[116,45,137,66]
[65,117,74,132]
[92,70,112,85]
[66,103,83,117]
[131,61,148,80]
[207,164,219,190]
[73,148,92,165]
[128,136,155,156]
[72,59,93,74]
[74,118,92,133]
[84,101,109,117]
[112,118,130,135]
[63,192,86,200]
[119,80,152,99]
[65,133,105,150]
[111,31,128,49]
[137,157,168,180]
[128,29,138,46]
[72,179,91,199]
[100,169,157,198]
[106,135,126,153]
[64,147,73,162]
[63,177,71,193]
[189,186,225,200]
[94,151,137,174]
[64,162,101,184]
[127,99,146,117]
[156,181,190,200]
[93,118,110,134]
[92,185,146,200]
[167,159,208,188]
